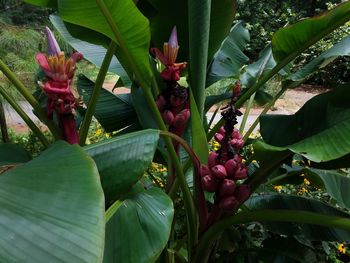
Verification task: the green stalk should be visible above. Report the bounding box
[194,209,350,263]
[0,99,9,143]
[105,200,123,223]
[0,59,61,139]
[0,87,50,147]
[79,41,117,145]
[144,88,198,254]
[239,92,255,134]
[243,86,286,141]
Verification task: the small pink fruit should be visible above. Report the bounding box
[233,154,243,163]
[199,165,210,178]
[219,126,226,136]
[218,179,236,197]
[156,95,166,111]
[231,128,242,140]
[208,151,219,168]
[234,185,251,203]
[170,95,184,107]
[162,110,174,125]
[225,158,238,177]
[214,133,224,143]
[233,167,248,180]
[230,138,244,149]
[219,196,239,211]
[201,174,218,192]
[211,164,227,179]
[173,109,190,128]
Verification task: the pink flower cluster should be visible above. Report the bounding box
[200,126,250,211]
[36,27,82,144]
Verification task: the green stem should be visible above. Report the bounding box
[242,86,286,141]
[0,59,61,140]
[105,200,123,223]
[207,103,221,129]
[144,87,198,256]
[0,99,9,143]
[0,87,50,147]
[79,41,117,145]
[194,209,350,263]
[239,92,255,134]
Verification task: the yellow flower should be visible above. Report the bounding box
[298,187,308,194]
[338,243,346,254]
[213,141,220,151]
[95,129,103,136]
[303,178,310,185]
[273,185,283,192]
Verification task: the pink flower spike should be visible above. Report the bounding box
[151,48,169,65]
[45,27,61,56]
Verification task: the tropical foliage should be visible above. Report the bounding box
[0,0,350,262]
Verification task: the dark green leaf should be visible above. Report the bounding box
[0,141,105,262]
[0,143,31,165]
[246,194,350,241]
[24,0,57,8]
[272,2,350,63]
[139,0,235,63]
[206,22,250,87]
[104,187,174,263]
[260,85,350,162]
[85,129,159,204]
[77,75,137,132]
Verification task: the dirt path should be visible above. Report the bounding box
[4,85,326,134]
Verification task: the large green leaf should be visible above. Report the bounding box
[57,0,153,88]
[85,130,159,204]
[77,75,137,132]
[272,1,350,63]
[0,141,105,262]
[260,85,350,162]
[188,0,211,117]
[24,0,57,8]
[287,35,350,85]
[50,15,132,87]
[206,21,250,87]
[104,186,174,263]
[246,194,350,241]
[0,143,31,165]
[138,0,235,63]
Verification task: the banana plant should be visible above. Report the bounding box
[0,0,350,262]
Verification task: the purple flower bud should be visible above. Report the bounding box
[234,185,251,203]
[214,133,224,143]
[199,165,210,178]
[162,110,174,125]
[218,179,236,197]
[233,167,248,180]
[201,174,218,192]
[173,109,190,128]
[208,151,219,168]
[219,196,239,211]
[225,158,239,177]
[45,27,61,56]
[211,164,227,179]
[156,95,167,111]
[168,26,178,49]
